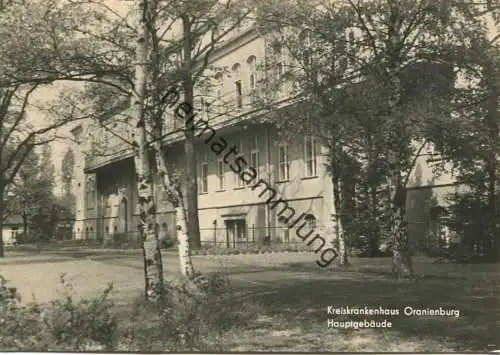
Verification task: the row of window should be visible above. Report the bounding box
[198,136,318,193]
[208,47,287,114]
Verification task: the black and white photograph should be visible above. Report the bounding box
[0,0,498,352]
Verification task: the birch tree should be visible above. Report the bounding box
[131,0,165,298]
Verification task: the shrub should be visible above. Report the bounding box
[112,233,128,244]
[39,275,117,351]
[122,272,258,352]
[0,276,20,305]
[159,235,177,249]
[0,274,117,352]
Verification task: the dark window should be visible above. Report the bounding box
[235,80,243,108]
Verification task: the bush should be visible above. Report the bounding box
[159,235,177,249]
[0,274,117,351]
[446,191,500,261]
[122,272,258,352]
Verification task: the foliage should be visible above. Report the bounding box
[159,234,177,249]
[254,0,497,269]
[7,147,58,241]
[445,191,500,260]
[59,148,76,215]
[0,0,122,256]
[0,274,117,351]
[122,272,258,352]
[194,243,312,255]
[429,36,499,253]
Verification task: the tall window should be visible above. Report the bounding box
[217,158,225,190]
[278,143,289,181]
[234,140,245,187]
[200,163,208,193]
[247,56,257,102]
[200,97,210,120]
[250,135,260,180]
[304,136,317,177]
[232,63,243,108]
[199,150,209,193]
[235,81,243,108]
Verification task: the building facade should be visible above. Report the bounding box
[74,25,337,247]
[2,215,23,245]
[74,23,467,251]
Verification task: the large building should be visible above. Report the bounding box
[72,24,337,247]
[72,21,469,251]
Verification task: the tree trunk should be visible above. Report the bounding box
[386,5,413,278]
[485,66,499,260]
[389,182,413,278]
[22,211,28,236]
[176,203,194,277]
[148,6,194,278]
[153,127,195,278]
[132,0,163,300]
[181,14,201,249]
[332,176,348,265]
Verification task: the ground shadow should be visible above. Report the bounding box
[231,269,498,352]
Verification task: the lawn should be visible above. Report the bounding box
[0,248,498,352]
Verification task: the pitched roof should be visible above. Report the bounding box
[3,215,23,225]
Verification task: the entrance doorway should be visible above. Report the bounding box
[225,219,246,248]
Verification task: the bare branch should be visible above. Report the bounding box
[0,84,39,153]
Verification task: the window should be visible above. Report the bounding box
[200,163,208,193]
[305,214,317,229]
[199,150,209,193]
[250,135,260,179]
[235,81,243,108]
[278,143,290,181]
[234,140,245,187]
[217,158,225,190]
[200,97,209,120]
[11,227,18,241]
[232,63,242,108]
[247,56,257,101]
[304,136,317,177]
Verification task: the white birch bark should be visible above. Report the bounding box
[132,0,163,299]
[147,2,194,278]
[153,144,194,278]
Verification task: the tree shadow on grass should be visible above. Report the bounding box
[235,270,499,352]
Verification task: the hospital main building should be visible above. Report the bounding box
[70,23,460,250]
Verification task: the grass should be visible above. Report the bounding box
[0,249,498,352]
